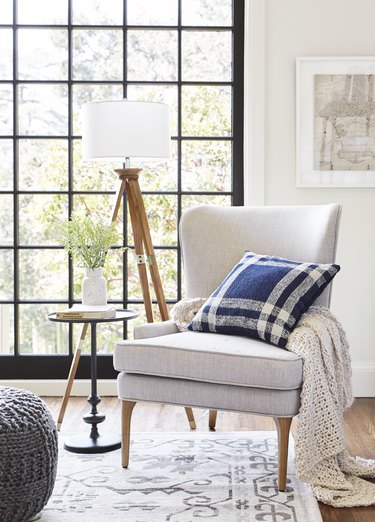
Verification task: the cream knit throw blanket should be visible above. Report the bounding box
[171,300,375,507]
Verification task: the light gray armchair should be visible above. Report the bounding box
[114,204,341,491]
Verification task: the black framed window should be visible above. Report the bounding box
[0,0,244,379]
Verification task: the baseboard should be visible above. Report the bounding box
[351,363,375,397]
[0,379,118,396]
[2,363,375,398]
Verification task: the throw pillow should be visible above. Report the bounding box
[187,251,340,348]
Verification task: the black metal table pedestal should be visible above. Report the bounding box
[64,322,121,454]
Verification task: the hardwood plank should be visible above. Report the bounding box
[43,397,375,522]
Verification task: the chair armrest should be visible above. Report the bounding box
[134,320,179,340]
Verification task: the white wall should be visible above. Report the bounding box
[246,0,375,396]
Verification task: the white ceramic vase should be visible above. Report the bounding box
[82,267,107,306]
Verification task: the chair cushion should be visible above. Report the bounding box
[188,251,340,348]
[114,331,303,390]
[117,373,302,417]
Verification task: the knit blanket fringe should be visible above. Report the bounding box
[286,305,375,507]
[171,300,375,507]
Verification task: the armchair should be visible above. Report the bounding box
[114,204,341,491]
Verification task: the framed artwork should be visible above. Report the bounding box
[296,57,375,187]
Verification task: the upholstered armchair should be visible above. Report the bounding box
[114,204,341,491]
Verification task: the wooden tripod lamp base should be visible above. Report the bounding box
[114,168,169,323]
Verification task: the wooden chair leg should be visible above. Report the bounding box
[185,407,196,429]
[122,400,136,468]
[273,416,293,491]
[208,410,217,431]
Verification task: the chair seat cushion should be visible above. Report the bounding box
[117,373,301,417]
[114,331,303,390]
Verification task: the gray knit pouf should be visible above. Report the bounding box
[0,386,58,522]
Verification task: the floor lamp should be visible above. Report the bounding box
[57,100,196,431]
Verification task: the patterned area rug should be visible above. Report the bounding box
[39,432,322,522]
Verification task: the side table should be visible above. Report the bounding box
[48,309,138,454]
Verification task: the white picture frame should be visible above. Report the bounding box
[296,57,375,187]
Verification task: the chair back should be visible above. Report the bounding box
[180,204,342,307]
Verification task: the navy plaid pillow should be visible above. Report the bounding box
[188,252,340,348]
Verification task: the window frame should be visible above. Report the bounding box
[0,0,244,379]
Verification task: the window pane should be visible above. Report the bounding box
[181,140,232,191]
[0,0,12,24]
[19,304,69,354]
[0,140,13,190]
[182,0,232,26]
[182,30,232,81]
[19,194,68,246]
[127,303,162,339]
[0,250,13,299]
[142,194,177,246]
[0,84,13,135]
[72,194,123,238]
[19,139,68,191]
[96,322,124,354]
[73,84,124,135]
[127,84,178,137]
[0,29,13,80]
[104,249,124,301]
[181,86,232,137]
[73,266,84,302]
[73,141,120,191]
[127,248,177,301]
[19,249,68,300]
[73,29,123,81]
[134,143,177,191]
[153,249,177,300]
[182,194,231,212]
[18,0,68,25]
[127,0,178,25]
[127,30,177,81]
[73,0,123,25]
[127,251,142,301]
[18,29,68,81]
[0,304,14,354]
[0,195,13,245]
[18,84,68,136]
[73,322,124,354]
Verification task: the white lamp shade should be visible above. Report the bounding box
[82,100,170,161]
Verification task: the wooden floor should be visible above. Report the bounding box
[44,396,375,522]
